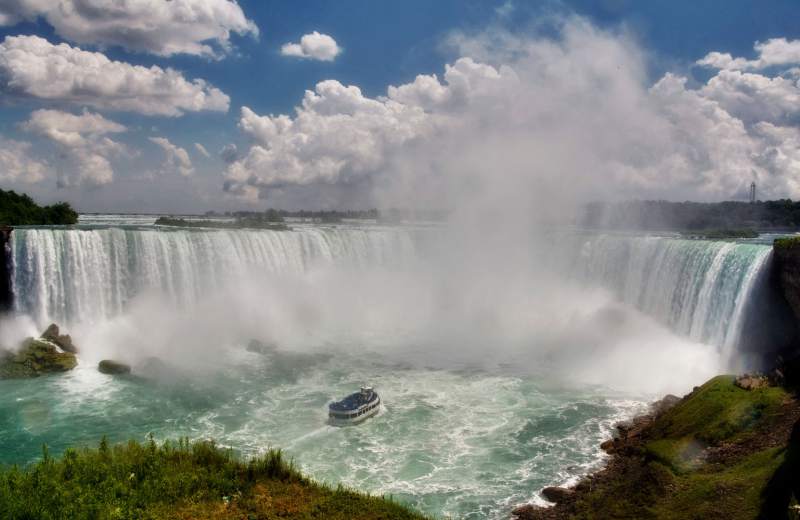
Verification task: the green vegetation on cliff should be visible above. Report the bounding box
[0,189,78,225]
[518,375,800,519]
[0,438,431,520]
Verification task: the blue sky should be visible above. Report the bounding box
[1,1,800,212]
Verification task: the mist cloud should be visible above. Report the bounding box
[225,20,800,210]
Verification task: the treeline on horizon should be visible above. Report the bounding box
[206,207,448,222]
[0,189,78,226]
[583,199,800,231]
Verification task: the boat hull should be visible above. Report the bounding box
[328,397,381,426]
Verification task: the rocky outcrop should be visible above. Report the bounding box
[41,323,78,353]
[734,373,770,390]
[0,226,11,313]
[541,487,575,504]
[0,324,79,378]
[98,360,131,375]
[0,338,77,378]
[774,238,800,324]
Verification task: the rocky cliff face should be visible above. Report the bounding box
[0,226,11,312]
[771,238,800,378]
[774,238,800,323]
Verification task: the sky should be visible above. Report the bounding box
[1,0,800,213]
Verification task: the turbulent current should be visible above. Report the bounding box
[0,217,776,518]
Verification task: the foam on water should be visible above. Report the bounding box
[0,347,647,519]
[0,221,777,518]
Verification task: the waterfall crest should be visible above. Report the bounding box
[11,226,415,325]
[572,234,772,352]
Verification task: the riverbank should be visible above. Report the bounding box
[513,375,800,519]
[0,437,431,520]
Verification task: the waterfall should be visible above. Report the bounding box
[9,224,775,357]
[11,226,416,326]
[571,234,772,352]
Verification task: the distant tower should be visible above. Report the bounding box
[749,181,756,203]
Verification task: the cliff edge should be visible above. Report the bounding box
[513,375,800,520]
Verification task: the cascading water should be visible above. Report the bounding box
[568,234,772,355]
[0,222,780,519]
[11,225,416,326]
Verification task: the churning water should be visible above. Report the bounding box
[0,217,774,518]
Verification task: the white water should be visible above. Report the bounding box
[566,233,772,358]
[11,226,771,358]
[11,224,415,326]
[0,221,776,518]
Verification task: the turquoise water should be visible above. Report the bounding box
[2,217,772,518]
[0,346,645,519]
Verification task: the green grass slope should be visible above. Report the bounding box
[0,438,432,520]
[541,376,800,520]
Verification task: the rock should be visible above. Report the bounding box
[511,503,536,519]
[0,337,77,378]
[541,486,576,503]
[617,415,653,441]
[651,394,681,416]
[98,360,131,375]
[40,323,78,353]
[600,439,616,453]
[734,373,769,390]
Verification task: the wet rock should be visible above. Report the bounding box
[600,439,616,453]
[98,360,131,375]
[651,394,681,416]
[511,503,537,519]
[0,337,77,378]
[617,415,653,441]
[40,323,78,353]
[541,486,576,503]
[734,374,770,391]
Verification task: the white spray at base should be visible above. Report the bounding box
[5,224,772,395]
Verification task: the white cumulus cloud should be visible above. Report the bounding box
[697,38,800,70]
[224,20,800,208]
[0,35,230,116]
[21,109,127,186]
[281,31,341,61]
[0,138,51,183]
[150,137,194,176]
[0,0,258,57]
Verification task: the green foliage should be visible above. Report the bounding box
[648,375,787,448]
[774,236,800,250]
[584,199,800,231]
[649,447,786,520]
[0,438,431,520]
[564,376,795,519]
[0,189,78,225]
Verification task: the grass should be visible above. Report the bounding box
[564,376,797,519]
[774,236,800,249]
[0,437,433,520]
[649,447,787,520]
[648,375,787,447]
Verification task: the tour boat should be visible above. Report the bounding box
[328,387,381,425]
